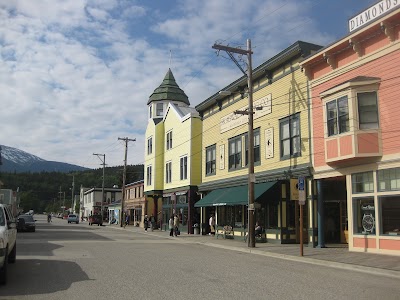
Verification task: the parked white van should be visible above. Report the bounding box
[0,204,17,284]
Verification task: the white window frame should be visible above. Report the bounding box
[206,145,216,176]
[147,137,153,155]
[279,113,301,160]
[228,136,242,170]
[166,131,173,150]
[166,161,172,183]
[180,156,188,180]
[146,165,152,186]
[156,103,164,116]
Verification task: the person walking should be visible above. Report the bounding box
[150,214,155,231]
[169,215,174,237]
[124,213,129,228]
[209,214,215,235]
[173,214,179,236]
[144,215,149,232]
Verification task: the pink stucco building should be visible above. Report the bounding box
[301,3,400,255]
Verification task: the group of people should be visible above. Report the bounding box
[168,214,180,237]
[143,214,156,232]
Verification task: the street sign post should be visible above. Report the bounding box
[298,176,305,256]
[298,176,306,205]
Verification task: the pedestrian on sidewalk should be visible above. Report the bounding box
[124,213,129,228]
[209,214,215,235]
[150,214,155,231]
[169,215,174,236]
[174,214,180,236]
[144,215,149,232]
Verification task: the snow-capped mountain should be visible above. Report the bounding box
[0,145,88,173]
[1,145,45,165]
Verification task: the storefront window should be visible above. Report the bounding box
[353,197,375,235]
[267,202,278,229]
[378,168,400,191]
[135,207,142,222]
[380,196,400,236]
[352,171,374,193]
[216,206,244,228]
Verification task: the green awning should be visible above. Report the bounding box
[195,181,277,207]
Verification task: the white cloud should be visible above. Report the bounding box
[0,0,365,169]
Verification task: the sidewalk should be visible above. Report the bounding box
[108,224,400,279]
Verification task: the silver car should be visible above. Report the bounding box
[67,214,79,224]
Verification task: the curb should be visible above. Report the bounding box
[107,225,400,279]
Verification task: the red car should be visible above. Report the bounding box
[88,215,103,226]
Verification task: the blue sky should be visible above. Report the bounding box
[0,0,377,168]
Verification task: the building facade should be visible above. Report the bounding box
[144,69,202,233]
[80,187,122,221]
[195,41,322,244]
[301,3,400,254]
[124,180,145,226]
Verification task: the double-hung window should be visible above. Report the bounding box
[358,92,379,129]
[245,128,260,166]
[156,103,163,116]
[166,162,172,183]
[180,156,188,180]
[229,136,242,170]
[327,96,349,136]
[147,137,153,155]
[280,114,301,159]
[166,131,173,150]
[205,145,216,176]
[146,166,152,186]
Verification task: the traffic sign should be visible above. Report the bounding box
[298,177,306,205]
[298,177,305,191]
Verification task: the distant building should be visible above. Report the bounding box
[0,189,18,216]
[80,187,122,221]
[124,180,145,226]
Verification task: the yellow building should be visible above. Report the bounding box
[195,41,322,244]
[144,69,202,233]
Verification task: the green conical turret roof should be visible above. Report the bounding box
[147,69,190,105]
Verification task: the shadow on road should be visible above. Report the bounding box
[1,259,92,297]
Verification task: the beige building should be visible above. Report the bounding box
[195,41,322,243]
[144,69,202,233]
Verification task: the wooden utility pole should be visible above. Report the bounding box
[118,137,136,227]
[212,39,256,248]
[93,153,106,220]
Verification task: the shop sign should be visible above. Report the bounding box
[349,0,400,32]
[290,179,299,200]
[265,128,274,159]
[220,94,272,133]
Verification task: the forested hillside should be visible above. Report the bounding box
[0,165,144,213]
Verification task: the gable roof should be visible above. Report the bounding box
[147,69,190,105]
[163,103,200,122]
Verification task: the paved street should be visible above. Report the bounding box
[1,215,399,300]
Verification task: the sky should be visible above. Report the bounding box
[0,0,378,168]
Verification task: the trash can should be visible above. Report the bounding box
[193,223,200,235]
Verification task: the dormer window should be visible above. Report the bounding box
[156,103,164,116]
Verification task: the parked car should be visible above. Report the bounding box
[67,214,79,224]
[89,214,103,226]
[0,204,17,285]
[17,214,36,232]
